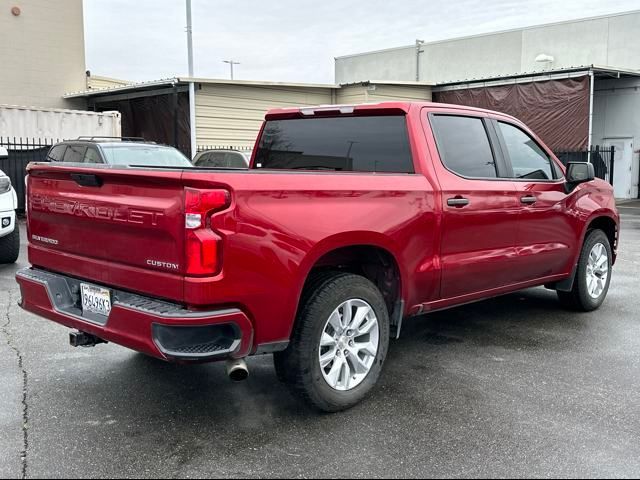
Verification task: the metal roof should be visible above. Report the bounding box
[338,80,433,87]
[178,77,337,89]
[64,78,179,98]
[433,65,640,90]
[64,77,339,99]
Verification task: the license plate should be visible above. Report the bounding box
[81,284,112,317]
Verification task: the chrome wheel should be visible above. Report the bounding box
[318,299,380,391]
[586,242,609,299]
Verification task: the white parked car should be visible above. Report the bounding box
[0,147,19,264]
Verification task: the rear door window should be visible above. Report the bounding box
[255,116,414,173]
[47,145,67,162]
[430,115,498,178]
[62,144,88,163]
[497,122,557,180]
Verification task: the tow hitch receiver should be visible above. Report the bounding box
[69,331,108,348]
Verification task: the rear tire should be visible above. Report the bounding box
[274,272,390,412]
[558,229,612,312]
[0,228,20,264]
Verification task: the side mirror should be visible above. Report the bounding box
[565,162,595,192]
[0,147,8,160]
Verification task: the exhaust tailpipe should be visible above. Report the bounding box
[226,358,249,382]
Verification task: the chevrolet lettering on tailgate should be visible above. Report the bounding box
[30,194,165,227]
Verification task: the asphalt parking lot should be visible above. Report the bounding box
[1,206,640,479]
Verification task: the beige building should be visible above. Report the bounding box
[64,78,433,151]
[0,0,86,109]
[195,79,432,147]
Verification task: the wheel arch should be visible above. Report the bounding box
[583,213,619,264]
[289,232,407,338]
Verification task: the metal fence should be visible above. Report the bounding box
[195,145,254,153]
[0,137,57,213]
[0,137,620,214]
[554,145,615,185]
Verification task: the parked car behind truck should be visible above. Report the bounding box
[46,137,192,167]
[192,149,251,169]
[0,147,19,264]
[17,102,619,412]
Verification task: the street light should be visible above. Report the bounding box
[223,60,240,80]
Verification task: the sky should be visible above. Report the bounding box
[84,0,640,84]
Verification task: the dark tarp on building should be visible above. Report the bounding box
[433,76,590,151]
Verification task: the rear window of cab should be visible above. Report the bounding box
[254,115,414,173]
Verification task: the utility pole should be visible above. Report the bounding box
[415,39,425,82]
[223,60,240,80]
[186,0,196,159]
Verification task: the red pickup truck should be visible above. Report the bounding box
[17,102,619,412]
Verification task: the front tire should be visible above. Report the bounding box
[0,228,20,264]
[274,272,390,412]
[558,229,612,311]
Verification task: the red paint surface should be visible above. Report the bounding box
[18,102,619,360]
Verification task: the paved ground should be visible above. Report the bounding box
[1,207,640,479]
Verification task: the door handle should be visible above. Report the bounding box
[447,197,470,207]
[521,195,537,205]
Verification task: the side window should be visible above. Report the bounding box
[430,115,497,178]
[47,145,67,162]
[84,147,103,164]
[497,122,555,180]
[62,144,87,163]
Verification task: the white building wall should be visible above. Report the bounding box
[335,47,417,86]
[422,31,523,84]
[335,11,640,85]
[608,13,640,71]
[519,18,610,73]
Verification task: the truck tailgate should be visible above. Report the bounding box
[27,164,187,302]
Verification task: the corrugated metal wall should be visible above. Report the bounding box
[0,105,122,139]
[195,84,334,148]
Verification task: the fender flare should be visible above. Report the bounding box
[557,210,619,292]
[287,231,408,335]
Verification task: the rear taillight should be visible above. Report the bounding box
[184,188,230,276]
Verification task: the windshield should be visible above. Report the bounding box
[101,145,193,167]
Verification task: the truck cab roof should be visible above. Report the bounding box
[265,101,520,123]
